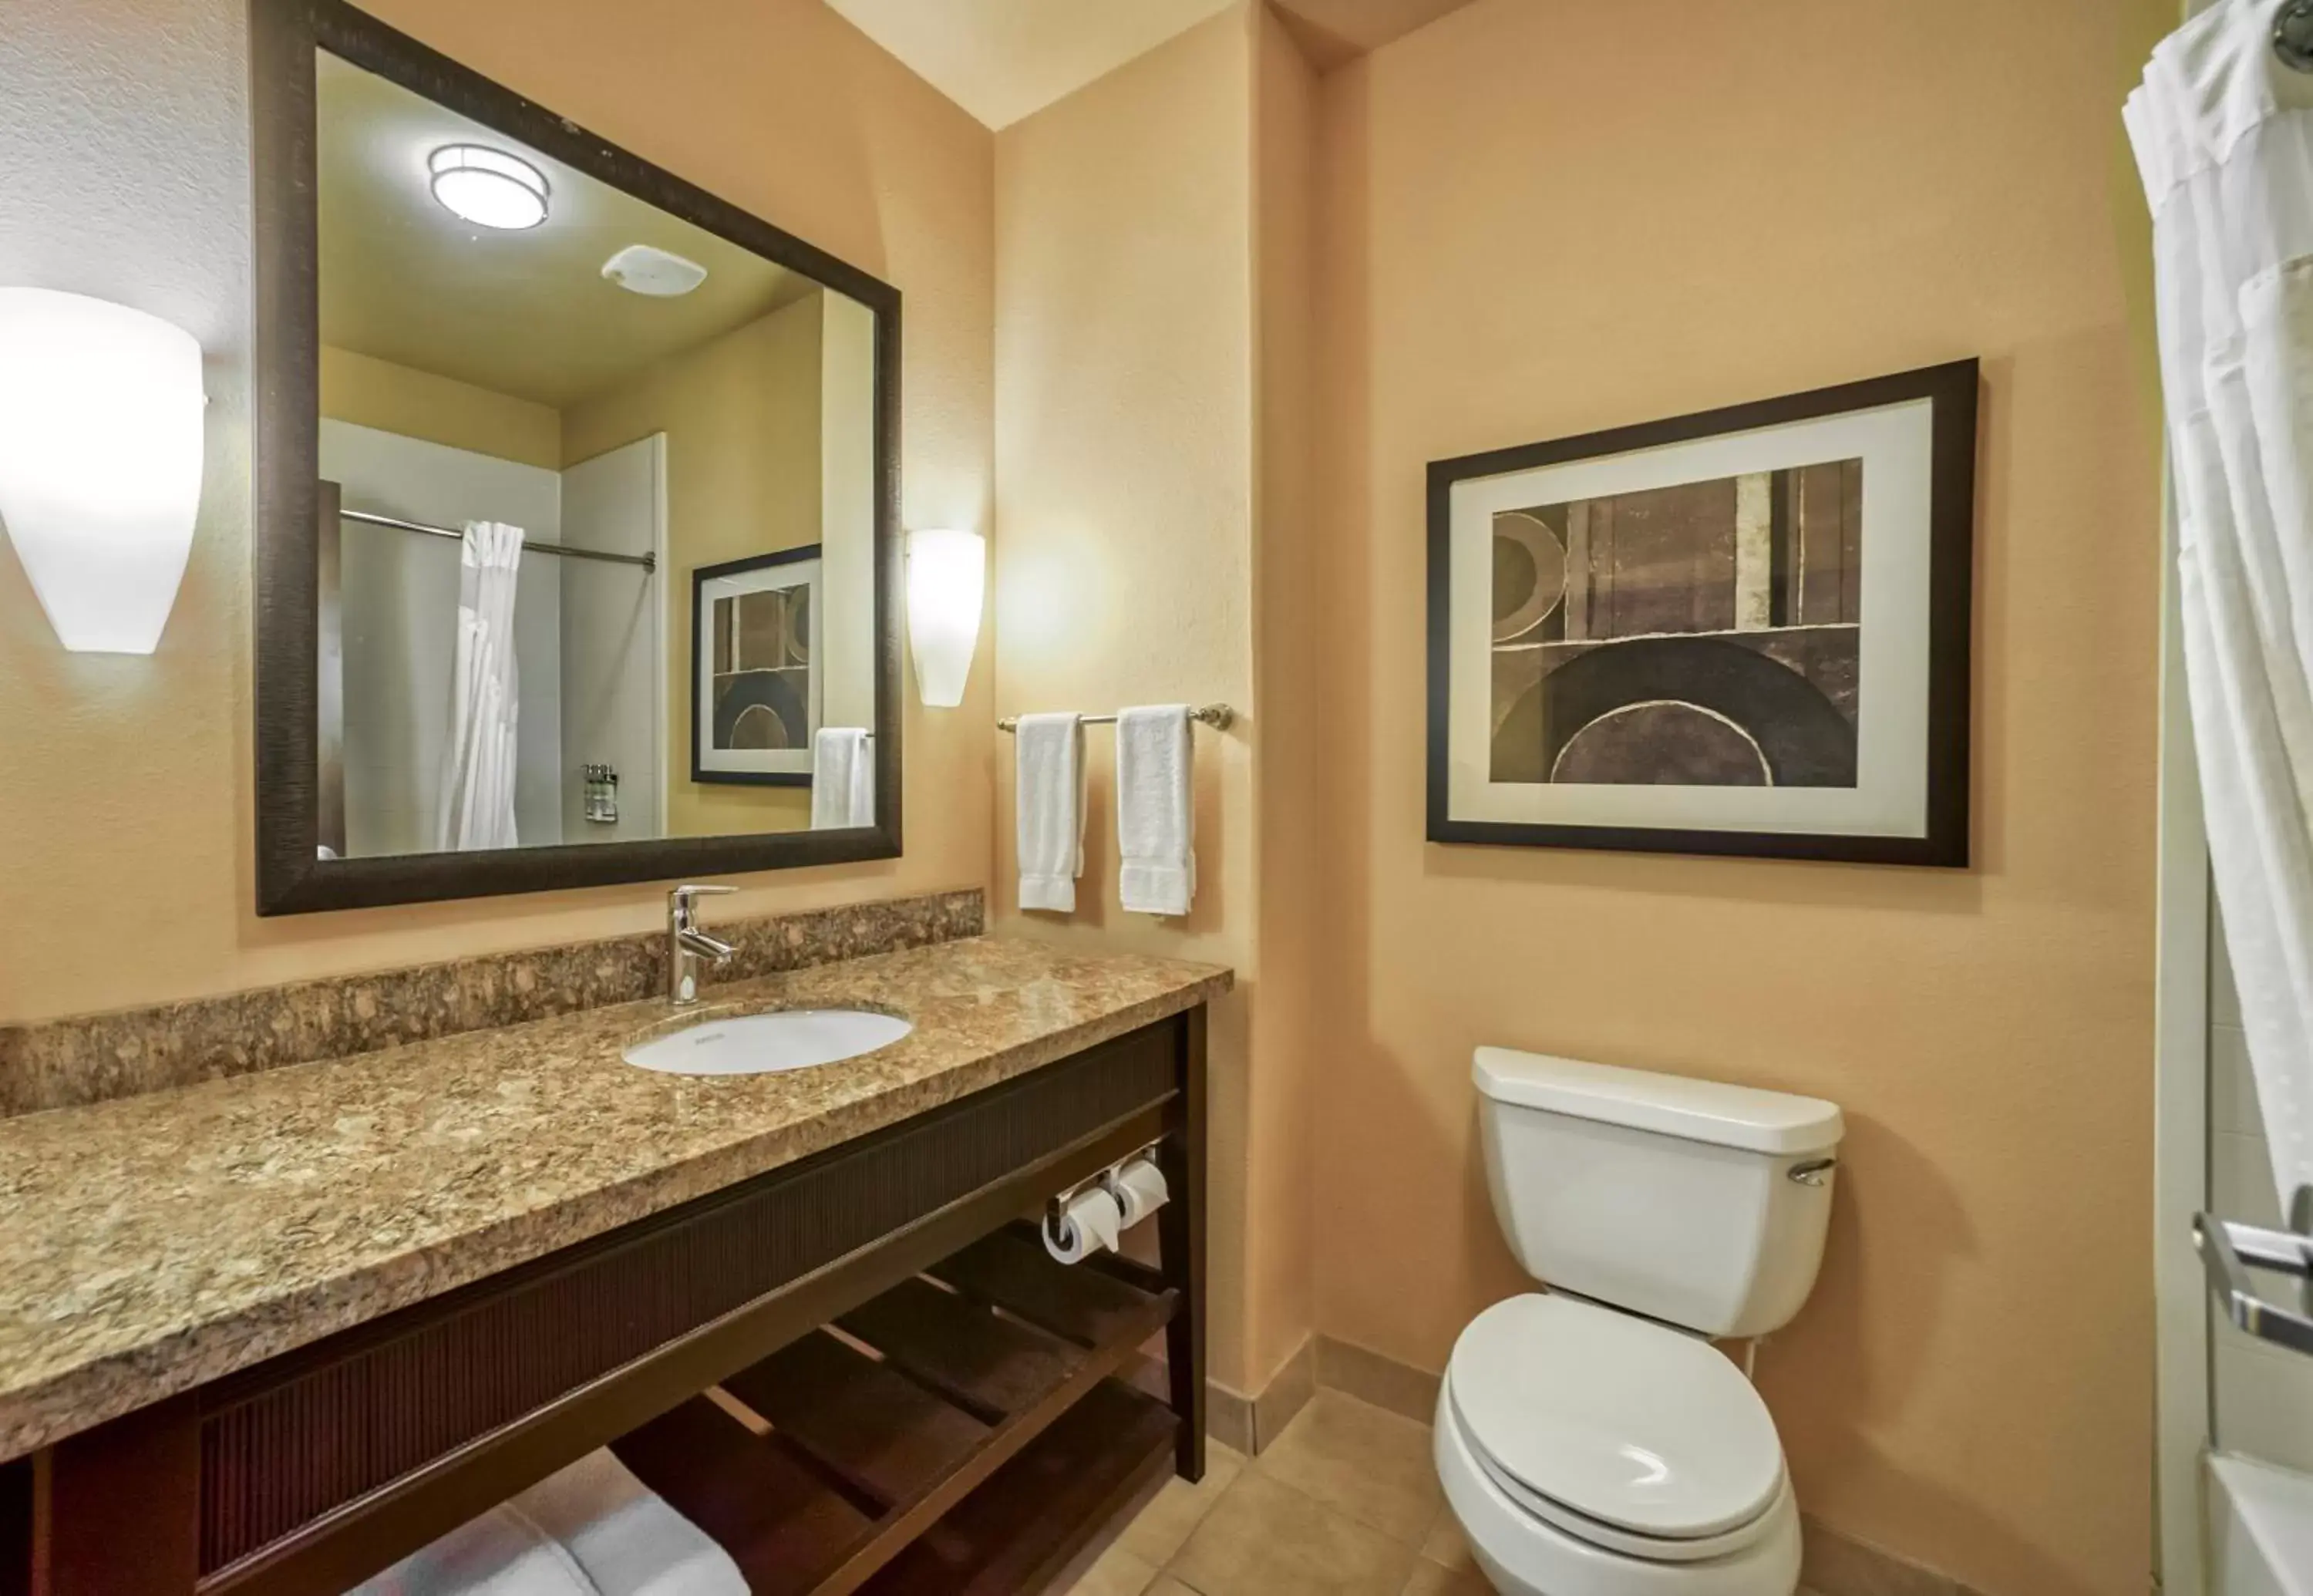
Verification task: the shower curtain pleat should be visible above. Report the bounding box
[435,520,525,853]
[2130,0,2313,1213]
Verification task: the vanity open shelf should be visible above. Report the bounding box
[618,1229,1180,1595]
[8,1005,1210,1596]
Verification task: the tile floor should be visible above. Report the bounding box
[1062,1389,1824,1596]
[1061,1389,1476,1596]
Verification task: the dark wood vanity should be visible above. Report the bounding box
[4,1005,1209,1596]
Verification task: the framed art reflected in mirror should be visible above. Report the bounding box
[693,547,822,787]
[251,0,901,913]
[1426,360,1978,867]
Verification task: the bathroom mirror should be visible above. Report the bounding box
[251,0,901,914]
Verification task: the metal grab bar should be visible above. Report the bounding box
[2197,1210,2313,1357]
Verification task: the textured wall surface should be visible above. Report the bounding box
[990,8,1264,1389]
[1247,3,1324,1396]
[1308,2,2170,1592]
[0,0,995,1024]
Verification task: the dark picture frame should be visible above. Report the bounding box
[250,0,904,914]
[691,547,822,789]
[1426,360,1977,867]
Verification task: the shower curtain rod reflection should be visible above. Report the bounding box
[338,507,658,571]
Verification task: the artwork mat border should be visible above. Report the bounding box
[1449,399,1928,834]
[1425,359,1978,867]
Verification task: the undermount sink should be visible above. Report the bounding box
[624,1008,914,1077]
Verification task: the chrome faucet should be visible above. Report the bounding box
[668,884,737,1005]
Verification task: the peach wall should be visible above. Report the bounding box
[990,8,1268,1391]
[0,0,994,1025]
[1310,2,2168,1593]
[1248,7,1324,1394]
[320,345,563,470]
[562,295,825,840]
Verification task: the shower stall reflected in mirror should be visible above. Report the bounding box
[313,430,667,860]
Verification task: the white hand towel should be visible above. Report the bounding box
[1015,712,1086,913]
[1117,705,1195,917]
[510,1450,747,1596]
[810,728,874,829]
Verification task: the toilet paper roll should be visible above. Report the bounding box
[1109,1157,1170,1229]
[1042,1184,1123,1264]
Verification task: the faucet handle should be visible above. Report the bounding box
[669,884,737,925]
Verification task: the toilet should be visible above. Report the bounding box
[1434,1048,1843,1596]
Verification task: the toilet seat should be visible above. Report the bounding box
[1446,1372,1780,1563]
[1435,1388,1802,1596]
[1444,1294,1786,1559]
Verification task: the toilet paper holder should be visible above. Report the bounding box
[1046,1140,1165,1231]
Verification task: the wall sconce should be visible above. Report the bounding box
[906,527,985,708]
[0,288,206,654]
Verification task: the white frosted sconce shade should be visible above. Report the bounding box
[0,288,207,654]
[906,527,985,709]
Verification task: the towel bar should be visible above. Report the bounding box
[998,705,1236,732]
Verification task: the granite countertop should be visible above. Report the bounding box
[0,936,1231,1462]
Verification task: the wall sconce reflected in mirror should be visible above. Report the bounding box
[0,288,206,654]
[906,527,985,709]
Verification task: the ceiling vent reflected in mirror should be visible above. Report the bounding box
[601,244,709,298]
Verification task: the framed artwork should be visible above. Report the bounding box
[692,546,822,786]
[1427,360,1977,866]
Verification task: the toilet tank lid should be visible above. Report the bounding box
[1473,1048,1843,1155]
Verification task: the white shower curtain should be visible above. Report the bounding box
[2131,0,2313,1215]
[434,520,524,852]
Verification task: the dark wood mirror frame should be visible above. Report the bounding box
[250,0,904,916]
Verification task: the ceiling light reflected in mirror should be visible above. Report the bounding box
[427,143,549,230]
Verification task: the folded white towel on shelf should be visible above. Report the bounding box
[510,1450,747,1596]
[344,1450,746,1596]
[1015,712,1086,913]
[1117,704,1195,918]
[345,1500,595,1596]
[810,727,874,830]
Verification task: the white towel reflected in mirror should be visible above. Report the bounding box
[810,727,874,829]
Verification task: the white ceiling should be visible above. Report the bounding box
[823,0,1239,130]
[317,53,813,408]
[1272,0,1483,67]
[824,0,1482,128]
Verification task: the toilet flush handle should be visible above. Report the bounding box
[1787,1157,1838,1187]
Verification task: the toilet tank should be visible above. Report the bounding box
[1473,1048,1843,1339]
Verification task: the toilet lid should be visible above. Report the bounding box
[1446,1294,1783,1541]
